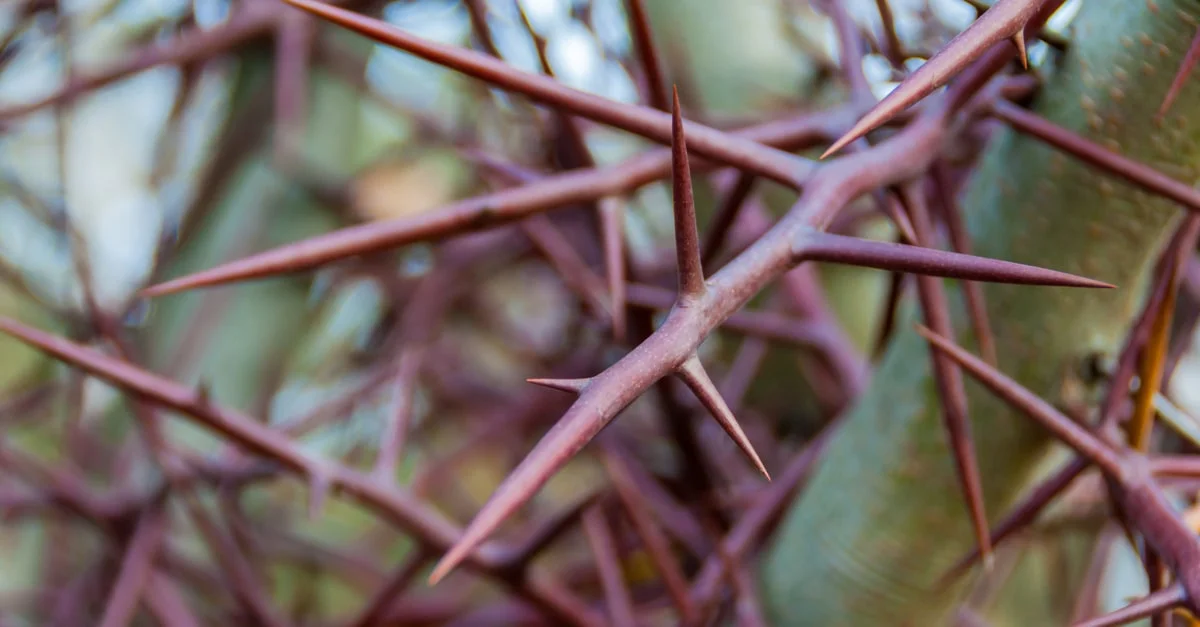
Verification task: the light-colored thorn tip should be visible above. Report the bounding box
[526,378,590,393]
[982,551,995,573]
[1012,31,1027,69]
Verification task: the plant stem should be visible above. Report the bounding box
[763,1,1200,624]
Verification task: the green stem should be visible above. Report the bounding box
[762,1,1200,624]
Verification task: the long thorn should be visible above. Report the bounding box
[1159,26,1200,119]
[527,378,591,394]
[677,356,770,480]
[282,0,806,186]
[943,456,1089,579]
[1073,584,1185,627]
[914,325,1125,476]
[672,87,705,299]
[624,0,669,112]
[1012,31,1028,69]
[796,231,1114,288]
[901,182,992,568]
[822,0,1045,157]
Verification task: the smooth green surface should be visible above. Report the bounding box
[763,1,1200,624]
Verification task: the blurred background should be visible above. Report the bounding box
[0,0,1195,624]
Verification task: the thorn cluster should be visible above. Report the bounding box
[3,0,1200,624]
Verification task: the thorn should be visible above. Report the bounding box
[932,163,998,367]
[878,190,919,244]
[913,324,1125,476]
[900,181,992,569]
[280,0,803,186]
[1012,31,1028,69]
[1158,26,1200,119]
[671,86,705,299]
[624,0,669,112]
[581,504,638,627]
[599,448,698,621]
[1073,583,1185,627]
[429,370,646,584]
[797,231,1115,289]
[942,457,1088,580]
[820,0,1043,158]
[526,378,590,394]
[676,355,770,480]
[993,100,1200,215]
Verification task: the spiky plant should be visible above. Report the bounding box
[3,0,1200,625]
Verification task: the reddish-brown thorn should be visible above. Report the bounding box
[873,0,905,65]
[901,182,992,568]
[1071,528,1119,623]
[603,437,711,556]
[282,0,807,186]
[1159,26,1200,119]
[526,378,591,394]
[0,2,278,122]
[943,456,1089,580]
[600,445,697,623]
[705,514,768,627]
[581,505,637,627]
[470,157,615,329]
[137,99,854,299]
[0,317,602,623]
[1012,31,1028,69]
[993,101,1200,213]
[428,366,641,584]
[183,496,289,627]
[96,502,167,627]
[624,0,670,112]
[879,189,919,244]
[933,164,998,366]
[872,268,908,359]
[672,87,706,299]
[821,0,1044,158]
[1151,454,1200,478]
[373,348,424,482]
[676,355,770,480]
[1073,583,1185,627]
[913,325,1125,476]
[821,0,872,101]
[796,231,1115,288]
